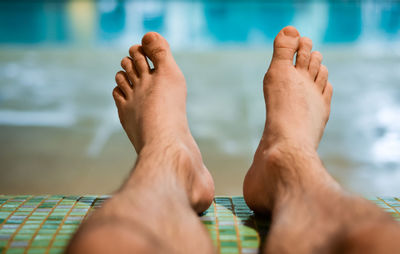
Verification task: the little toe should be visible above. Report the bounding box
[295,37,312,70]
[112,86,126,106]
[308,51,323,80]
[121,57,138,84]
[129,45,150,76]
[141,32,175,70]
[315,65,328,93]
[115,71,132,98]
[272,26,300,63]
[323,82,333,106]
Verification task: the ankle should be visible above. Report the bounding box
[132,141,214,213]
[256,141,318,168]
[244,141,321,213]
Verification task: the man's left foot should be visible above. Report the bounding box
[243,26,334,213]
[112,32,214,213]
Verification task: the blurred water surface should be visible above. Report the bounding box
[0,0,400,196]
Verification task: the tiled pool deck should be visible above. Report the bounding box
[0,196,399,254]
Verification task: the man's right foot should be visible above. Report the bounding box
[243,26,334,213]
[112,32,214,213]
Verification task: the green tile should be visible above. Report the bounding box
[238,227,258,236]
[51,210,69,213]
[31,239,51,247]
[38,205,56,208]
[1,195,399,254]
[14,234,33,240]
[52,239,68,247]
[202,221,216,225]
[18,230,36,235]
[6,220,24,224]
[27,249,47,254]
[1,208,16,212]
[22,225,40,229]
[58,229,75,234]
[69,212,86,216]
[47,216,64,221]
[241,240,259,248]
[44,221,61,225]
[219,227,236,234]
[49,248,64,254]
[34,235,53,241]
[30,214,48,217]
[0,229,17,234]
[220,247,239,254]
[42,225,59,229]
[38,229,57,234]
[54,235,71,240]
[240,236,258,241]
[63,221,80,225]
[220,241,238,247]
[25,221,42,224]
[60,225,78,229]
[0,212,12,218]
[220,235,237,241]
[5,248,26,254]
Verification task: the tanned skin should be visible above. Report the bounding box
[67,27,400,254]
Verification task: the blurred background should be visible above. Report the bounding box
[0,0,399,196]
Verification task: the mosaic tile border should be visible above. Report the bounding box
[0,196,399,254]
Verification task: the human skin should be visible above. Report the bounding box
[66,32,215,254]
[66,27,400,254]
[243,26,400,254]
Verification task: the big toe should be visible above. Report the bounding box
[141,32,175,70]
[272,26,300,63]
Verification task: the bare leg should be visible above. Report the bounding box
[67,32,215,254]
[243,26,400,254]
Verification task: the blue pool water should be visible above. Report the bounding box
[0,1,400,196]
[0,1,399,47]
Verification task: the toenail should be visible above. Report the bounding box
[129,45,139,56]
[116,73,123,82]
[282,26,299,37]
[121,58,129,68]
[142,32,157,45]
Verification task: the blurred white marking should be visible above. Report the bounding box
[372,107,400,163]
[87,108,120,157]
[0,110,76,127]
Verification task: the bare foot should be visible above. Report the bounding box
[242,27,400,254]
[243,26,334,213]
[112,32,214,213]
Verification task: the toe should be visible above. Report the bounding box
[272,26,300,63]
[295,37,312,70]
[141,32,175,70]
[112,87,125,106]
[115,71,132,98]
[129,45,150,76]
[308,51,323,80]
[315,65,328,92]
[323,82,333,106]
[121,57,138,84]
